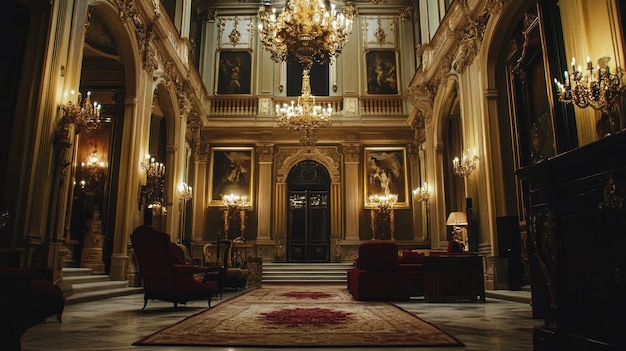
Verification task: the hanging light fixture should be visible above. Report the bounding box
[275,70,332,150]
[257,0,354,70]
[258,0,354,150]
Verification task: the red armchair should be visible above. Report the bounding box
[131,225,219,310]
[0,268,65,350]
[347,241,423,301]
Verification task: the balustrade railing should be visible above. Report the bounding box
[210,97,258,116]
[207,96,406,117]
[360,96,404,115]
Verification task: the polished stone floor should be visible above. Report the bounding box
[22,285,537,351]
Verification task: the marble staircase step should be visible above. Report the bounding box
[62,267,142,305]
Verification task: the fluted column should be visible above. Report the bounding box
[256,144,274,241]
[192,143,210,243]
[342,144,360,241]
[408,144,424,241]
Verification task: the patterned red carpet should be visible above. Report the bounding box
[133,284,464,348]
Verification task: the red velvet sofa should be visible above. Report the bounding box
[0,268,65,350]
[347,241,424,301]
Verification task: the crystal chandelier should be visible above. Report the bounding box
[257,0,354,70]
[366,193,398,210]
[275,70,332,150]
[553,56,624,112]
[59,90,103,134]
[78,149,107,190]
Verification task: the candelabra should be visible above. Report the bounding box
[366,194,398,240]
[257,0,354,70]
[222,193,250,240]
[178,182,192,246]
[453,149,479,178]
[413,183,432,240]
[140,153,166,209]
[553,56,624,112]
[412,183,432,202]
[59,90,103,134]
[275,70,332,150]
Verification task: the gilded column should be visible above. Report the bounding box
[256,144,274,242]
[192,142,210,248]
[407,144,423,241]
[342,144,360,241]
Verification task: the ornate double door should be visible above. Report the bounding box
[287,190,329,262]
[286,160,330,263]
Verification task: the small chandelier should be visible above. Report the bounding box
[412,183,432,202]
[140,153,166,208]
[453,149,479,178]
[553,56,624,112]
[59,90,103,134]
[79,149,107,189]
[275,70,332,150]
[257,0,354,70]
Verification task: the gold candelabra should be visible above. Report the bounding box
[177,182,192,209]
[222,193,251,208]
[553,56,624,112]
[275,70,332,150]
[412,183,432,202]
[452,149,479,178]
[140,153,166,209]
[257,0,354,70]
[59,90,103,134]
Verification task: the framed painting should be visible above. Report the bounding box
[216,50,252,95]
[364,147,409,208]
[208,147,254,207]
[365,50,399,95]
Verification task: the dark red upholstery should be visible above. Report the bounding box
[347,241,423,301]
[0,268,65,350]
[131,225,218,310]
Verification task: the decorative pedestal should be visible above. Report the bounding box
[80,208,105,274]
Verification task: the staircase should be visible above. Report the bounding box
[262,262,353,284]
[62,267,143,305]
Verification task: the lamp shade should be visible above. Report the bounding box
[446,211,468,226]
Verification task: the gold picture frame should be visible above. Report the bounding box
[364,146,409,208]
[208,146,254,207]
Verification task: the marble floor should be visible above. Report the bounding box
[21,285,538,351]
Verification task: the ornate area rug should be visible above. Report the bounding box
[133,284,464,348]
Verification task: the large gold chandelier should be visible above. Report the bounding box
[258,0,354,70]
[275,70,332,150]
[258,0,353,150]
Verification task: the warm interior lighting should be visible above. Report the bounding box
[554,56,624,112]
[275,70,332,150]
[257,0,354,70]
[446,211,468,226]
[452,149,479,178]
[178,182,192,203]
[366,193,398,210]
[412,183,432,202]
[222,193,251,208]
[59,90,103,134]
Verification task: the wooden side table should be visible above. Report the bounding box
[424,255,485,302]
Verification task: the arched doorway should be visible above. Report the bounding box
[286,160,331,263]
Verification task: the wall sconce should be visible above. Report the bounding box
[59,90,103,134]
[446,211,469,251]
[453,149,479,178]
[553,56,624,112]
[412,183,432,202]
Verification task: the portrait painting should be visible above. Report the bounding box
[216,51,251,95]
[208,147,254,207]
[364,147,409,208]
[366,50,398,95]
